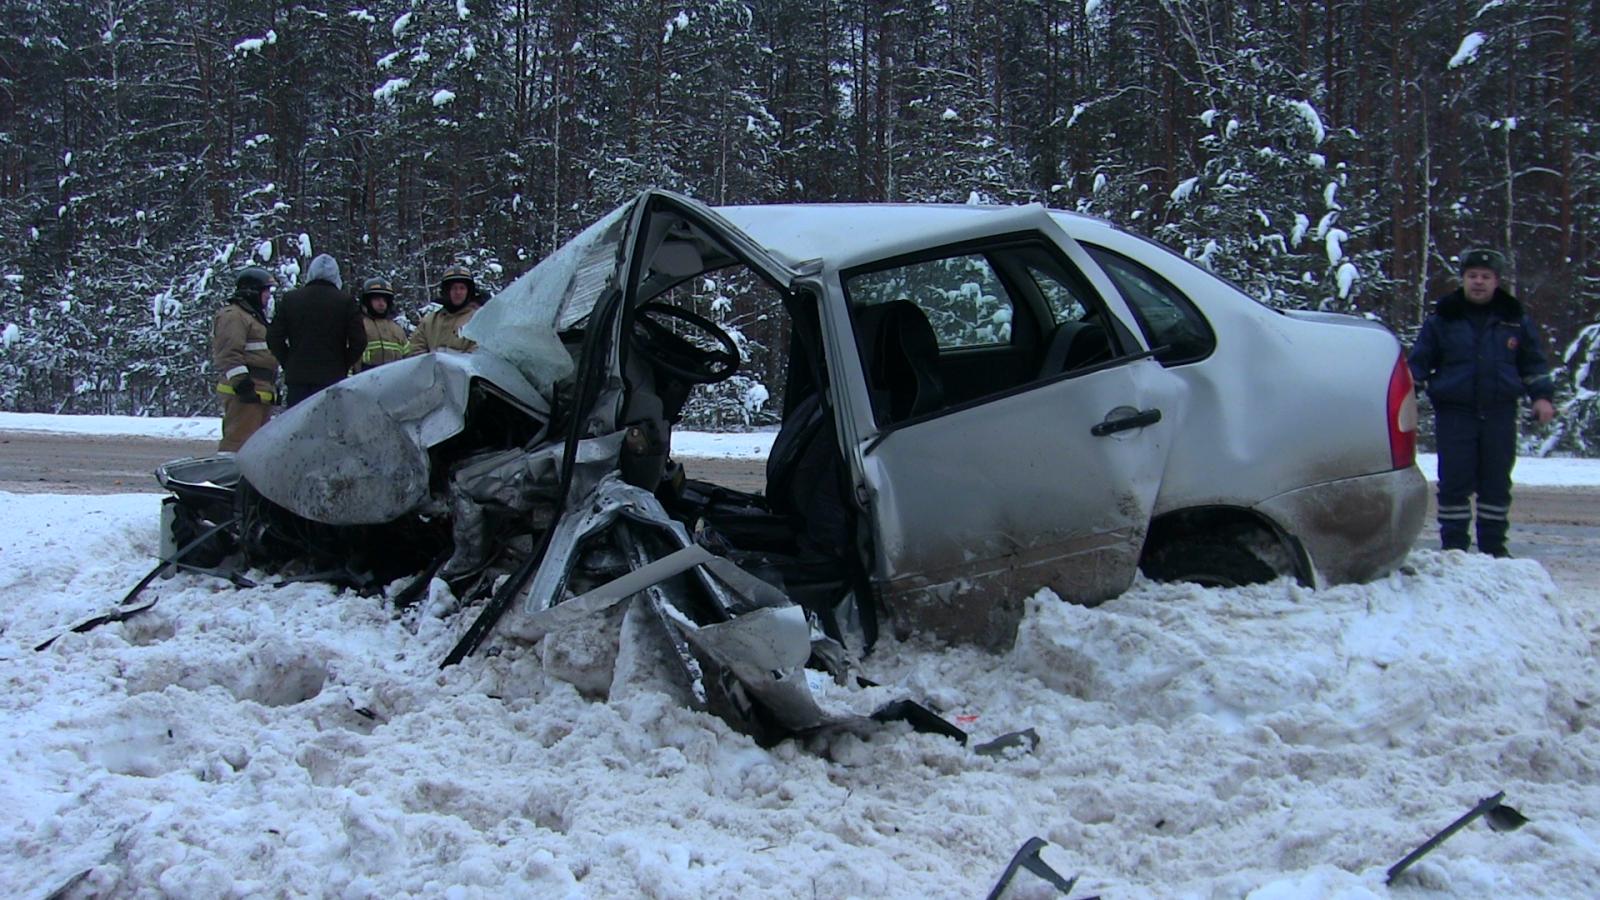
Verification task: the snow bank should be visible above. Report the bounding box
[0,413,220,441]
[3,493,1599,896]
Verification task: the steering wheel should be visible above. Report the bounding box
[631,302,741,384]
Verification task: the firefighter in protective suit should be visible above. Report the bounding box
[213,266,280,452]
[407,265,480,356]
[353,276,410,373]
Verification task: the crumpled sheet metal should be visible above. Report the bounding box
[499,474,829,733]
[440,433,625,578]
[238,352,549,525]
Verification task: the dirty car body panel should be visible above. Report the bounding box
[160,190,1424,741]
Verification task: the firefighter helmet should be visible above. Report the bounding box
[234,266,276,296]
[361,276,397,317]
[438,265,477,305]
[361,276,396,299]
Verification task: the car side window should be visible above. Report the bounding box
[845,254,1013,349]
[1026,264,1091,324]
[1084,244,1215,366]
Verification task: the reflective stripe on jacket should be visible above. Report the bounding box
[216,380,277,402]
[356,315,410,372]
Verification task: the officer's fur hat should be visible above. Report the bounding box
[1459,248,1504,277]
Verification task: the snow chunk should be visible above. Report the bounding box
[663,10,690,43]
[941,107,959,122]
[1308,152,1326,168]
[456,0,469,20]
[298,233,313,258]
[1315,211,1338,241]
[1336,261,1358,298]
[1285,99,1326,144]
[1290,213,1310,248]
[373,78,410,103]
[376,50,400,70]
[1084,0,1103,16]
[233,31,277,55]
[1323,181,1341,210]
[1450,32,1486,69]
[1199,109,1218,128]
[347,9,376,24]
[392,11,412,38]
[1325,228,1348,265]
[63,151,73,167]
[1,322,19,348]
[256,240,273,262]
[1093,173,1107,194]
[1170,176,1200,203]
[1225,118,1239,140]
[4,273,22,285]
[431,89,456,107]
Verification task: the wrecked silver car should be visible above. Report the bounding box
[150,190,1426,742]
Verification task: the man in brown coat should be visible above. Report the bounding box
[213,267,280,452]
[353,276,410,372]
[407,265,481,356]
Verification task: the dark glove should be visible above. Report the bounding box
[231,374,260,404]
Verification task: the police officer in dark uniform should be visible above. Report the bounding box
[1408,249,1556,556]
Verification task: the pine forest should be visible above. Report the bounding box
[2,0,1598,447]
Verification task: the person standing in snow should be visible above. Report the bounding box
[1408,248,1556,557]
[213,267,280,452]
[407,264,481,356]
[352,276,410,373]
[266,253,366,406]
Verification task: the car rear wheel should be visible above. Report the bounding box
[1139,536,1279,588]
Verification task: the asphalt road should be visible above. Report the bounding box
[3,429,1595,591]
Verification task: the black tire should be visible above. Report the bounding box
[1139,537,1278,588]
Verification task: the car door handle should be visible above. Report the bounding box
[1091,407,1162,437]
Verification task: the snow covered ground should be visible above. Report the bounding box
[3,414,1600,897]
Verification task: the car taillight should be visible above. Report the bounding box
[1387,350,1417,469]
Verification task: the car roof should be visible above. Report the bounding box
[713,203,1114,271]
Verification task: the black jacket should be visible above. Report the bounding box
[267,279,365,386]
[1408,288,1554,412]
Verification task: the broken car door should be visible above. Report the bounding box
[839,220,1185,650]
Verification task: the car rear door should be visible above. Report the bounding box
[838,213,1185,649]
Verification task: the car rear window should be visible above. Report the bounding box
[1084,245,1215,366]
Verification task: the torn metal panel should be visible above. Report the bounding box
[493,473,830,735]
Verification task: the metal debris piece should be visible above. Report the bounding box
[985,836,1082,900]
[1386,791,1529,884]
[975,728,1041,757]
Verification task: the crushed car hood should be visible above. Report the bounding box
[237,352,550,525]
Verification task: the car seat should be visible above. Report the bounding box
[1038,319,1112,378]
[854,299,946,425]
